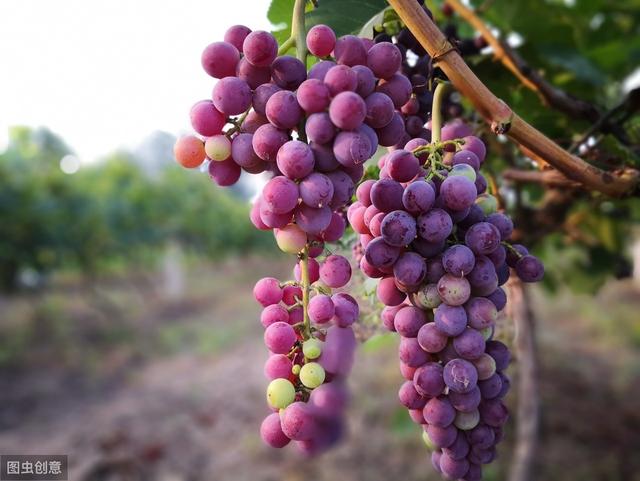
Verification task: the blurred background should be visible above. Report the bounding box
[0,1,639,480]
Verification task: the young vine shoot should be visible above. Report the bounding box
[173,0,544,478]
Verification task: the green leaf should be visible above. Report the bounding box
[306,0,387,36]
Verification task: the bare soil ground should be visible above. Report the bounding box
[0,257,639,481]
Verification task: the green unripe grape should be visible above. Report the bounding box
[204,135,232,161]
[480,326,493,341]
[266,378,296,409]
[476,194,498,215]
[292,364,301,375]
[302,338,323,359]
[422,430,436,450]
[299,362,325,389]
[454,409,480,430]
[449,163,477,182]
[275,224,307,254]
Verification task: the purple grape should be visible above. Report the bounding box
[459,203,486,229]
[306,112,336,144]
[418,322,448,353]
[370,178,404,212]
[318,326,356,377]
[425,256,446,283]
[381,305,402,331]
[324,64,358,96]
[252,124,289,162]
[380,210,417,247]
[296,78,330,113]
[412,238,446,258]
[478,374,503,400]
[444,358,478,393]
[426,424,457,449]
[264,321,296,354]
[357,124,379,157]
[295,204,332,234]
[281,402,317,441]
[201,41,240,78]
[423,396,456,427]
[417,208,453,243]
[487,245,507,268]
[486,287,507,311]
[363,92,395,129]
[253,83,282,116]
[473,353,497,380]
[366,42,402,79]
[231,133,263,170]
[437,274,471,306]
[498,372,511,398]
[443,245,476,277]
[241,111,269,135]
[376,112,406,146]
[333,131,372,167]
[377,276,407,306]
[299,172,333,208]
[190,100,225,137]
[440,175,477,211]
[208,157,241,186]
[485,340,510,371]
[399,380,427,409]
[467,423,495,449]
[376,73,412,108]
[346,65,373,98]
[467,256,499,296]
[506,243,529,267]
[311,142,340,172]
[308,294,334,324]
[271,55,306,90]
[462,136,487,163]
[242,30,278,67]
[320,255,352,288]
[515,255,544,282]
[465,297,498,329]
[394,306,427,337]
[465,222,501,255]
[393,252,427,287]
[443,432,471,460]
[224,25,251,52]
[309,381,348,419]
[434,304,467,336]
[452,150,481,171]
[326,170,355,208]
[402,181,435,214]
[276,140,315,180]
[479,399,508,427]
[322,212,346,242]
[334,34,367,66]
[212,77,251,115]
[260,412,290,448]
[236,58,272,89]
[453,328,486,360]
[386,149,420,182]
[475,173,488,194]
[449,386,481,413]
[264,353,293,379]
[308,59,337,81]
[496,262,510,286]
[306,24,336,57]
[331,292,359,327]
[266,90,303,129]
[329,91,366,130]
[413,362,445,397]
[262,176,299,214]
[486,212,514,240]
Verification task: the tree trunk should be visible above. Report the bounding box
[507,278,539,481]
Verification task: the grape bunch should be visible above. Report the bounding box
[256,256,358,455]
[172,22,422,454]
[351,124,544,480]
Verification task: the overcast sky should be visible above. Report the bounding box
[0,0,271,164]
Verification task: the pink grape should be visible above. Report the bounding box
[243,30,278,67]
[308,294,335,324]
[264,353,293,379]
[260,304,290,328]
[264,321,296,354]
[306,24,336,57]
[201,41,239,78]
[254,277,283,306]
[212,77,251,115]
[319,255,352,288]
[190,100,225,136]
